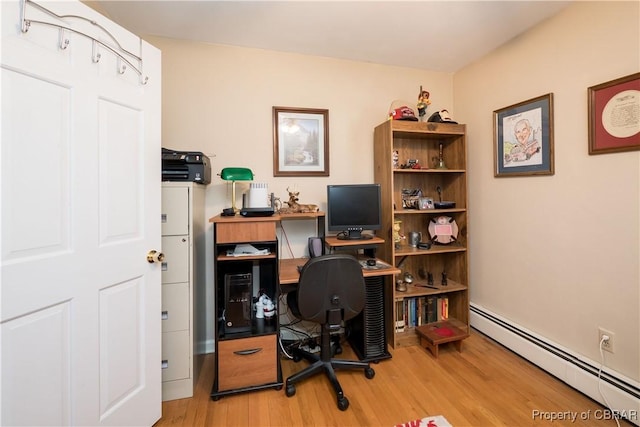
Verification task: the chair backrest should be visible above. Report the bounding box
[295,254,365,324]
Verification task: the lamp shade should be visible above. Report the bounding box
[220,167,254,181]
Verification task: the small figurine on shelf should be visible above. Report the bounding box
[441,271,448,286]
[392,150,399,169]
[393,220,405,249]
[435,142,447,169]
[416,86,431,121]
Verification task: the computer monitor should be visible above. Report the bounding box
[327,184,381,240]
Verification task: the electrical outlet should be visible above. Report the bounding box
[598,327,615,353]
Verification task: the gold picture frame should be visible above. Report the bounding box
[588,73,640,155]
[493,94,554,177]
[273,107,329,177]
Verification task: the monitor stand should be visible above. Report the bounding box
[337,229,373,240]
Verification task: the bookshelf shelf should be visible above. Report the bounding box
[392,281,467,301]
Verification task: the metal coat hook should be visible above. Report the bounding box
[92,40,101,63]
[58,28,69,50]
[21,19,31,33]
[21,0,150,85]
[117,57,126,74]
[138,54,148,84]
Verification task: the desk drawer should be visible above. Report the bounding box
[216,221,276,244]
[217,335,277,391]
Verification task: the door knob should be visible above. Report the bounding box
[147,250,165,263]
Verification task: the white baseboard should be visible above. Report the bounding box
[199,339,214,355]
[470,303,640,426]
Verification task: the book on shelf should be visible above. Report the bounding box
[436,296,449,321]
[426,296,437,323]
[395,300,405,332]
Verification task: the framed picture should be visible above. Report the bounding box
[493,93,554,177]
[273,107,329,177]
[588,73,640,155]
[418,197,434,210]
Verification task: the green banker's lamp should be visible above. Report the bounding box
[219,167,254,214]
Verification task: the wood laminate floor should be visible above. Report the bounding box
[155,330,633,427]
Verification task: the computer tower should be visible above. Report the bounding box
[224,273,252,333]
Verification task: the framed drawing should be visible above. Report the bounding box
[493,93,554,177]
[273,107,329,177]
[588,72,640,155]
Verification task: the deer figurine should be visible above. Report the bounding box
[279,187,319,213]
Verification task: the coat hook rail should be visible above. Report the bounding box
[20,0,149,84]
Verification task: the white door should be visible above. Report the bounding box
[1,0,162,425]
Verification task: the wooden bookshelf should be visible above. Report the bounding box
[373,120,470,353]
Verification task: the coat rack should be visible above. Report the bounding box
[20,0,149,85]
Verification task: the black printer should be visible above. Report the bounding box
[162,148,211,184]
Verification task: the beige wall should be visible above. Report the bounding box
[455,1,639,381]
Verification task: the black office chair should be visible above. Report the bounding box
[285,254,375,411]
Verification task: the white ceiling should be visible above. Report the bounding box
[92,1,571,73]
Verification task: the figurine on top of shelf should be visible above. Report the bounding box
[278,187,319,214]
[416,86,431,121]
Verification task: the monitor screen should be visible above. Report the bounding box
[327,184,381,240]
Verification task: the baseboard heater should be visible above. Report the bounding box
[470,303,640,426]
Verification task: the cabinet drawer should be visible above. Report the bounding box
[162,186,190,235]
[162,330,190,382]
[161,235,189,284]
[162,282,189,332]
[217,335,277,391]
[216,221,276,244]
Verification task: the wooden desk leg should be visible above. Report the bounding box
[454,340,463,353]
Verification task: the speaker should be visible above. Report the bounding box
[308,237,323,258]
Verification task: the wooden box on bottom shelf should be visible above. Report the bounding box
[217,334,278,391]
[415,319,469,358]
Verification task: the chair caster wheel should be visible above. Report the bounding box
[365,367,375,379]
[337,396,349,411]
[292,353,302,362]
[285,384,296,397]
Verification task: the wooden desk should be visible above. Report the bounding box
[211,214,399,363]
[279,257,400,285]
[325,236,385,247]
